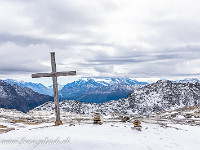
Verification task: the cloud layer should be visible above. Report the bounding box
[1,0,200,82]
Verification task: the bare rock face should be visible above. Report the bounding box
[0,80,53,113]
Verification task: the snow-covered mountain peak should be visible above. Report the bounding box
[175,78,200,84]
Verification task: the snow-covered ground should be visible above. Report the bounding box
[0,107,200,150]
[0,121,200,150]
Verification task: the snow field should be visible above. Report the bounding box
[0,122,200,150]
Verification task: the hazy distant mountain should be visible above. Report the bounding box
[173,78,200,84]
[0,80,53,112]
[48,84,64,93]
[4,79,53,96]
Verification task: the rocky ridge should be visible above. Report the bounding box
[0,80,53,113]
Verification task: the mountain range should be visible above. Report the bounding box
[59,78,147,103]
[1,78,200,114]
[0,78,148,112]
[34,80,200,115]
[4,78,148,103]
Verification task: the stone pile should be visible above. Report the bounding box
[133,120,142,131]
[93,112,102,125]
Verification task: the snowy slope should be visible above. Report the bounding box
[34,98,131,115]
[128,80,200,114]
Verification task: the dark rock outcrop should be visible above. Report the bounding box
[0,80,53,112]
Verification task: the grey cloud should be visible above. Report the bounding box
[0,33,44,46]
[86,52,184,65]
[0,0,200,80]
[0,0,115,48]
[0,62,49,74]
[141,20,200,49]
[0,32,114,49]
[76,45,200,78]
[22,1,109,34]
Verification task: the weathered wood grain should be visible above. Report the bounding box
[32,71,76,78]
[51,52,61,123]
[56,71,76,76]
[32,73,53,78]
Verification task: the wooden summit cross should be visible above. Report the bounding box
[32,52,76,126]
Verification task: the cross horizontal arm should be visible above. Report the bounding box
[32,71,76,78]
[56,71,76,77]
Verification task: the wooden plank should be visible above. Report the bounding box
[51,52,56,73]
[51,52,61,122]
[32,71,76,78]
[32,73,53,78]
[56,71,76,76]
[52,75,61,122]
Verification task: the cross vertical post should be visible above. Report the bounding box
[32,52,76,126]
[51,52,61,125]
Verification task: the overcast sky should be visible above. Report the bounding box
[0,0,200,85]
